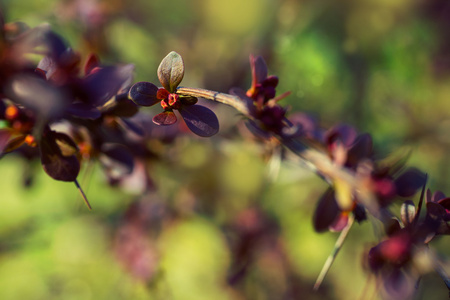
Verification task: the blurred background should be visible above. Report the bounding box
[0,0,449,299]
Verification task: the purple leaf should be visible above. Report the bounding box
[383,269,415,300]
[288,112,319,139]
[426,202,450,235]
[82,64,134,106]
[36,56,58,79]
[118,118,145,137]
[313,188,341,232]
[432,191,446,203]
[438,198,450,210]
[153,111,177,125]
[346,133,373,168]
[84,53,100,75]
[157,51,184,93]
[100,144,134,177]
[66,103,101,119]
[40,131,80,182]
[394,167,427,197]
[329,214,349,232]
[426,202,446,220]
[325,124,358,148]
[7,74,69,119]
[101,97,139,118]
[128,81,160,107]
[251,55,268,84]
[43,31,68,60]
[179,105,219,137]
[384,218,402,236]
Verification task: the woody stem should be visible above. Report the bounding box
[176,87,251,116]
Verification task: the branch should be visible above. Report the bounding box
[177,87,251,116]
[177,86,381,218]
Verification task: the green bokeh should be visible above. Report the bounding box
[0,0,449,299]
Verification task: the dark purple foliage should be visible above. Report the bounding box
[179,104,219,137]
[39,130,80,182]
[313,188,341,232]
[0,10,447,298]
[129,81,160,107]
[426,189,450,235]
[128,52,219,137]
[152,111,177,126]
[394,168,428,197]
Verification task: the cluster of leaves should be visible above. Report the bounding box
[226,54,450,298]
[129,52,219,137]
[0,16,158,206]
[0,11,448,299]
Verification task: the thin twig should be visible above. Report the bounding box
[74,179,92,210]
[413,174,427,227]
[313,214,355,291]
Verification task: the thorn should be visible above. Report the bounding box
[313,214,354,291]
[268,91,291,106]
[413,174,427,227]
[74,179,92,210]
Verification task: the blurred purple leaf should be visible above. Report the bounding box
[431,191,446,203]
[118,118,145,137]
[40,131,80,182]
[251,55,268,84]
[101,97,139,118]
[66,103,101,119]
[100,143,134,177]
[325,124,358,147]
[346,133,373,168]
[438,198,450,210]
[383,269,415,300]
[394,168,427,197]
[84,53,100,75]
[384,218,402,236]
[427,202,447,219]
[36,56,58,79]
[7,74,69,119]
[426,202,450,235]
[313,188,341,232]
[43,31,67,60]
[329,214,349,232]
[82,64,134,106]
[129,81,160,107]
[288,112,320,139]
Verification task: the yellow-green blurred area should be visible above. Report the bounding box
[1,0,450,299]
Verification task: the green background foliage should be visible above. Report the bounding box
[0,0,449,299]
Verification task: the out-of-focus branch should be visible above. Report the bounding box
[176,86,381,218]
[177,87,251,116]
